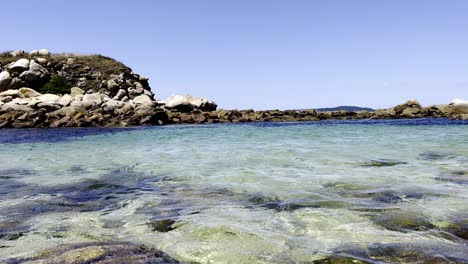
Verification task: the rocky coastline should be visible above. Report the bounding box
[1,50,467,129]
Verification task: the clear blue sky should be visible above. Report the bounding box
[2,0,468,110]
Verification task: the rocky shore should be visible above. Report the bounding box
[1,50,467,129]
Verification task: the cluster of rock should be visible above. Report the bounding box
[1,49,467,129]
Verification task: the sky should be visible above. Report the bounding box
[2,0,468,110]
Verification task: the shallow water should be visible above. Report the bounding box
[1,119,468,263]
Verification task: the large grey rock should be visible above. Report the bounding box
[165,95,217,112]
[131,94,153,106]
[107,79,120,91]
[58,94,73,106]
[113,89,126,100]
[8,59,30,72]
[0,89,19,98]
[70,87,85,97]
[83,93,103,106]
[165,95,191,109]
[18,87,41,98]
[1,102,34,112]
[36,94,60,103]
[0,71,12,91]
[19,70,41,82]
[451,98,468,114]
[20,60,50,83]
[103,99,125,112]
[10,50,25,57]
[38,49,50,56]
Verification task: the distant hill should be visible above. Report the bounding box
[316,106,374,112]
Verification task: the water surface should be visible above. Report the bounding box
[1,119,468,263]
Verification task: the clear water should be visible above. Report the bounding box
[1,119,468,263]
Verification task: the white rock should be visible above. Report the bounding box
[165,95,191,108]
[1,102,34,112]
[83,93,103,106]
[18,87,41,98]
[0,71,12,90]
[29,60,46,72]
[189,97,204,108]
[38,49,50,56]
[36,58,48,64]
[70,87,85,96]
[113,89,126,100]
[131,94,154,106]
[58,94,73,106]
[10,50,25,57]
[19,71,41,82]
[0,89,19,97]
[67,58,76,64]
[107,79,119,90]
[37,94,60,103]
[103,99,125,111]
[8,59,30,72]
[451,98,468,114]
[70,100,93,110]
[29,50,39,55]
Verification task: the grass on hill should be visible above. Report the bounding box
[0,51,130,77]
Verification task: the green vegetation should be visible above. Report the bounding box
[40,76,73,95]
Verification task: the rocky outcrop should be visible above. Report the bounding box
[0,49,153,99]
[1,50,466,128]
[163,95,217,112]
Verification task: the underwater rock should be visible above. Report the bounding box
[371,210,435,232]
[435,171,468,185]
[360,159,408,167]
[327,242,468,264]
[12,242,180,264]
[148,219,177,232]
[418,151,456,161]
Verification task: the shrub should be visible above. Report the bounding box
[40,76,73,95]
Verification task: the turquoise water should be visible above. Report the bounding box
[1,119,468,263]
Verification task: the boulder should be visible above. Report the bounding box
[1,102,34,112]
[164,95,193,112]
[165,95,217,112]
[0,71,12,91]
[113,89,126,100]
[58,94,73,106]
[38,49,50,56]
[8,77,26,90]
[83,93,103,107]
[451,98,468,114]
[37,94,60,103]
[8,58,30,72]
[18,88,41,98]
[10,50,25,57]
[401,107,421,118]
[36,58,48,64]
[102,99,125,112]
[393,99,422,115]
[19,60,50,85]
[0,89,19,98]
[131,94,153,106]
[70,87,85,96]
[29,50,39,55]
[107,79,120,91]
[50,105,87,117]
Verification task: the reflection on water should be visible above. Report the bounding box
[1,119,468,263]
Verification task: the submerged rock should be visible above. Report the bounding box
[13,242,180,264]
[371,210,435,232]
[360,159,408,167]
[148,218,177,232]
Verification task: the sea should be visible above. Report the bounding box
[1,118,468,263]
